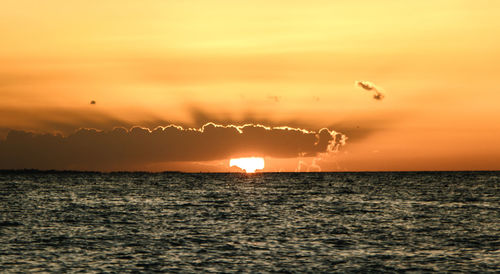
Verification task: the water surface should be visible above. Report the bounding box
[0,171,499,272]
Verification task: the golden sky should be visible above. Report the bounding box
[1,0,499,171]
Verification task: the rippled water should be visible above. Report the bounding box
[0,171,499,272]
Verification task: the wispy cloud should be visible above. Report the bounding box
[355,80,385,100]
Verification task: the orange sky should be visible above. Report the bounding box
[1,0,499,171]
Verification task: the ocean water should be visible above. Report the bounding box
[0,171,499,272]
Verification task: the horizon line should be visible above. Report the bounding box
[1,169,499,174]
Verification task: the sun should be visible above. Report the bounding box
[229,157,265,173]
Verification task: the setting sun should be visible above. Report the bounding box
[229,157,265,173]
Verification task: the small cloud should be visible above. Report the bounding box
[267,95,280,103]
[355,80,385,100]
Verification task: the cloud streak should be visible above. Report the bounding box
[355,80,385,100]
[0,123,345,171]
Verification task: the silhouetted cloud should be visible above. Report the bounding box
[0,123,345,171]
[355,80,385,100]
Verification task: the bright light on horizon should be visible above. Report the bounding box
[229,157,265,173]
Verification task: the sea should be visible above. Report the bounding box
[0,171,498,272]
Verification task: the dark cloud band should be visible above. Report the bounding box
[0,123,345,171]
